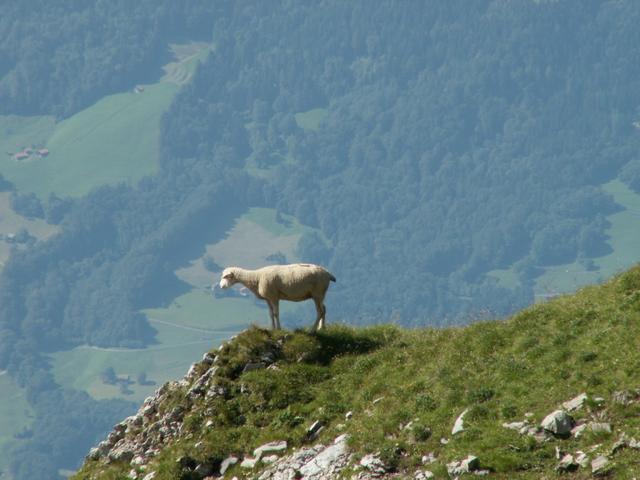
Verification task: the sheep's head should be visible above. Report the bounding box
[219,268,237,288]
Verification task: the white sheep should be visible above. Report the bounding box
[218,263,336,331]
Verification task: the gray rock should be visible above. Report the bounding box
[220,456,239,475]
[612,390,633,406]
[141,473,156,480]
[591,455,609,475]
[262,455,279,464]
[421,452,436,465]
[555,454,578,473]
[241,457,259,469]
[414,470,435,479]
[572,424,587,438]
[541,410,575,436]
[589,422,612,434]
[447,455,480,476]
[360,453,386,474]
[452,409,469,435]
[299,434,350,477]
[629,437,640,449]
[575,451,589,468]
[306,420,324,440]
[202,352,216,365]
[562,392,588,411]
[502,421,528,431]
[254,440,288,458]
[128,469,138,479]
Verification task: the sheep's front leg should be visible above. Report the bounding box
[267,300,276,329]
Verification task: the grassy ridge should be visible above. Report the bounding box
[0,374,33,479]
[76,265,640,479]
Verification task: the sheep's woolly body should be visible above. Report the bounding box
[219,263,336,330]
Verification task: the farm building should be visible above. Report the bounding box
[37,149,49,157]
[14,152,29,160]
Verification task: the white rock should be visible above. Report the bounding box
[261,455,279,464]
[299,434,349,477]
[414,470,435,479]
[421,452,436,465]
[360,453,386,473]
[141,473,156,480]
[541,410,575,436]
[254,440,287,458]
[220,456,239,475]
[452,408,469,435]
[440,437,450,445]
[575,451,589,468]
[502,421,527,431]
[591,455,609,475]
[240,457,259,469]
[572,424,587,438]
[589,422,612,434]
[556,454,577,473]
[128,469,138,479]
[562,392,588,411]
[345,411,353,420]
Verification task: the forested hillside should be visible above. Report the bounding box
[1,1,640,478]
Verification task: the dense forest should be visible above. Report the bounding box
[2,1,640,478]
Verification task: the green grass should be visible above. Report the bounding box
[294,107,328,131]
[75,266,640,479]
[0,373,33,478]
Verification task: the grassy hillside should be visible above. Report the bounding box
[76,265,640,479]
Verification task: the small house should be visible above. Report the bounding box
[37,149,49,157]
[15,152,29,160]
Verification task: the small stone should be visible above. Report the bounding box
[421,452,436,465]
[524,412,534,418]
[205,420,214,428]
[612,390,632,406]
[589,422,612,435]
[556,454,578,473]
[440,437,449,445]
[575,451,589,468]
[572,424,587,438]
[452,408,469,435]
[345,411,353,420]
[131,455,146,466]
[240,457,259,469]
[372,396,385,405]
[541,410,575,436]
[591,455,609,475]
[447,455,480,477]
[202,352,216,365]
[254,440,287,458]
[414,470,435,479]
[306,420,324,440]
[629,437,640,449]
[142,473,156,480]
[502,421,527,431]
[562,392,588,412]
[474,470,490,476]
[360,453,386,473]
[261,455,279,464]
[610,436,627,455]
[220,456,239,475]
[128,470,138,479]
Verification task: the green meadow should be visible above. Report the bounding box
[0,42,210,199]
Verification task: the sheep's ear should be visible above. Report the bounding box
[223,272,234,280]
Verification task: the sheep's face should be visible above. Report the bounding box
[219,268,236,289]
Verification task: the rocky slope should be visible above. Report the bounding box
[75,266,640,479]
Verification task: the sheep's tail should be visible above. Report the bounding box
[328,272,337,282]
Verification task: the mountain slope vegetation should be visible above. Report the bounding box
[76,265,640,479]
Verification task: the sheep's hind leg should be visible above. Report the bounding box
[273,300,281,330]
[312,298,324,332]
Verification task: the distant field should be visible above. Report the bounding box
[294,107,328,131]
[0,373,33,478]
[488,179,640,300]
[0,42,210,199]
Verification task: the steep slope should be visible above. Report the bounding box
[74,265,640,479]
